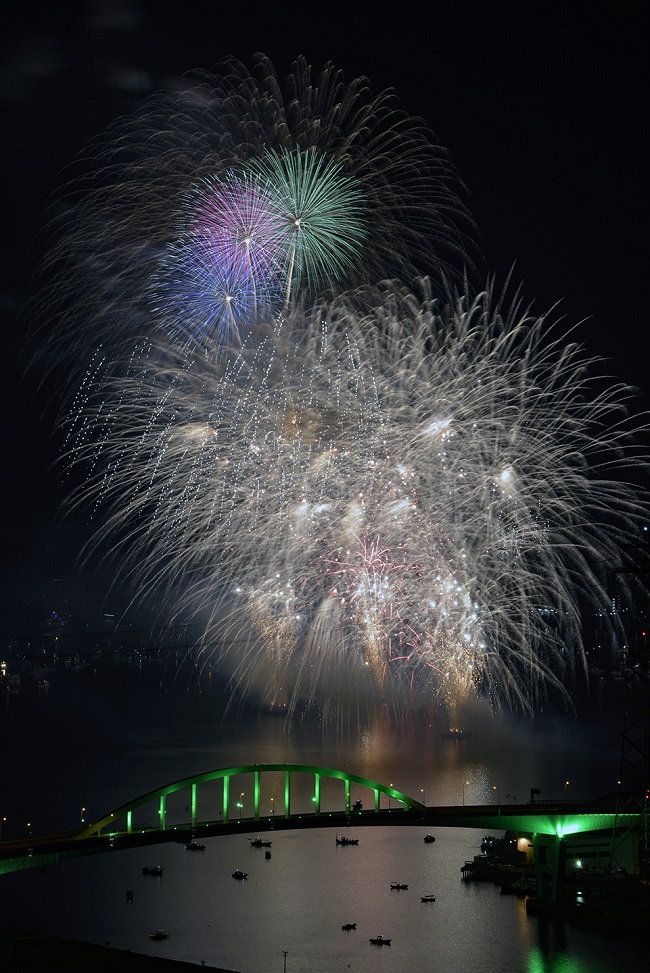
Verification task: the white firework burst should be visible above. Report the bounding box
[60,280,650,721]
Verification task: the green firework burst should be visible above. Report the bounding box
[250,147,367,302]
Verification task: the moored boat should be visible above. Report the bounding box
[421,894,436,902]
[423,834,436,843]
[148,930,168,940]
[369,935,391,945]
[336,836,359,845]
[142,865,164,876]
[390,882,408,890]
[185,840,206,851]
[342,922,357,930]
[232,868,248,879]
[249,837,272,847]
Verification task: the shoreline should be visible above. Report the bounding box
[0,929,239,972]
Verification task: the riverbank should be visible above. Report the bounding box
[0,929,239,973]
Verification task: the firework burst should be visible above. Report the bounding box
[35,54,482,387]
[248,147,367,302]
[60,280,649,720]
[32,55,649,725]
[151,170,285,350]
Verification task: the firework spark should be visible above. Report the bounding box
[60,280,649,720]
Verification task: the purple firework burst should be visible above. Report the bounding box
[153,171,286,348]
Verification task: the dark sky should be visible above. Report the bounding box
[2,0,648,637]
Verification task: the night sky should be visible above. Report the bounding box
[2,1,648,640]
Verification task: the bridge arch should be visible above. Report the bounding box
[81,764,425,838]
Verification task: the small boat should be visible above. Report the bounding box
[441,727,472,740]
[142,865,164,876]
[342,923,357,931]
[390,882,408,890]
[421,894,436,902]
[232,868,248,880]
[336,836,359,845]
[148,930,168,940]
[423,834,436,843]
[185,840,206,851]
[369,935,391,946]
[249,837,272,847]
[265,850,272,859]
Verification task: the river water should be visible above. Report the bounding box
[0,654,645,972]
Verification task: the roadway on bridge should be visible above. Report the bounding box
[0,798,623,869]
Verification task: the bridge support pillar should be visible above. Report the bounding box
[345,779,351,813]
[254,771,260,820]
[285,770,290,818]
[223,775,230,823]
[191,783,197,829]
[159,795,166,832]
[314,773,321,814]
[532,833,565,905]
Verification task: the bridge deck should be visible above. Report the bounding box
[0,800,631,875]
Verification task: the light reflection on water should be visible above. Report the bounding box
[0,827,643,973]
[0,659,645,972]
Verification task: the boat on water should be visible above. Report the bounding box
[390,882,408,890]
[232,868,248,880]
[148,930,168,940]
[142,865,164,876]
[265,850,272,859]
[249,837,272,847]
[336,836,359,845]
[342,923,357,931]
[185,840,206,851]
[421,894,436,902]
[441,727,472,740]
[423,834,436,843]
[369,935,391,945]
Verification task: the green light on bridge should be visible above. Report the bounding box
[554,817,585,839]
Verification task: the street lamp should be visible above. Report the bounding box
[282,949,288,973]
[270,798,275,817]
[80,806,86,827]
[463,781,469,806]
[564,780,570,798]
[388,784,393,811]
[493,785,500,806]
[0,816,6,841]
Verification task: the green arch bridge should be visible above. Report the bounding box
[0,763,640,905]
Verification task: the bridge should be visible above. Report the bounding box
[0,763,641,906]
